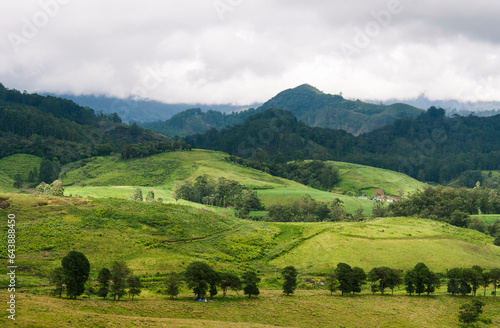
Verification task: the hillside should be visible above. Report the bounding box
[1,194,498,281]
[0,83,169,164]
[58,149,374,214]
[257,84,423,135]
[329,161,426,198]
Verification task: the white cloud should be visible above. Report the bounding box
[1,0,500,105]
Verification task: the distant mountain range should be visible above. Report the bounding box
[376,95,500,116]
[42,93,257,124]
[140,84,423,137]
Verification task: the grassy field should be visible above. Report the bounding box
[1,193,500,327]
[329,161,426,197]
[1,194,499,281]
[1,289,500,328]
[472,214,500,225]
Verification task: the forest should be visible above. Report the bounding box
[185,107,500,185]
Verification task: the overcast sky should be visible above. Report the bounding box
[1,0,500,105]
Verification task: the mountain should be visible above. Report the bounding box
[257,84,423,135]
[138,107,259,138]
[379,94,500,116]
[46,93,257,123]
[185,107,500,184]
[0,83,168,164]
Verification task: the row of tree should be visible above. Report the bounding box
[322,263,500,297]
[266,196,362,222]
[50,251,142,300]
[121,140,191,160]
[173,175,264,214]
[225,155,339,191]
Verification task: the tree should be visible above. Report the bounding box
[28,167,38,184]
[490,268,500,296]
[127,275,142,300]
[184,261,219,300]
[350,267,366,294]
[39,159,56,184]
[97,267,112,300]
[35,182,51,195]
[324,271,338,295]
[404,269,416,296]
[13,174,23,189]
[281,266,298,296]
[219,272,242,298]
[61,251,90,299]
[447,268,462,296]
[50,180,65,196]
[130,187,143,201]
[145,190,155,202]
[335,263,352,295]
[470,266,484,297]
[368,267,393,295]
[242,270,261,298]
[165,272,182,299]
[110,261,131,301]
[458,300,485,326]
[49,267,65,297]
[413,262,433,296]
[387,268,403,295]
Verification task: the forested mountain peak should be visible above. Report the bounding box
[257,84,423,135]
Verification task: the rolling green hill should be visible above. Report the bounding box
[330,161,426,197]
[60,149,376,214]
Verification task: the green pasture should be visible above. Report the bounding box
[329,161,426,197]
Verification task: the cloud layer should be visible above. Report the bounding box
[1,0,500,105]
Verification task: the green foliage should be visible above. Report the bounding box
[13,174,23,188]
[49,267,65,297]
[145,190,155,202]
[184,261,219,300]
[130,187,143,201]
[121,140,190,160]
[380,185,500,227]
[458,299,485,326]
[405,263,440,296]
[164,272,182,299]
[225,156,340,191]
[324,271,339,295]
[127,275,142,300]
[281,266,298,296]
[61,251,90,299]
[367,266,394,295]
[174,175,263,211]
[110,261,131,301]
[242,270,261,298]
[97,267,112,300]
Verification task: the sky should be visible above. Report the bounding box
[1,0,500,105]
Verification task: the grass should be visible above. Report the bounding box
[2,194,499,282]
[329,161,426,197]
[1,193,500,327]
[268,218,500,272]
[1,290,500,328]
